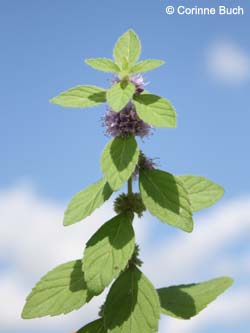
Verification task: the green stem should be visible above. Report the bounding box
[127,177,133,195]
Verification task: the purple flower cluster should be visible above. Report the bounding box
[103,102,151,138]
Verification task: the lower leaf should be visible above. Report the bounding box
[139,169,193,232]
[63,179,113,226]
[104,266,160,333]
[22,260,92,319]
[157,276,233,320]
[177,175,224,212]
[83,212,135,295]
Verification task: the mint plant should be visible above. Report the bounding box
[22,30,233,332]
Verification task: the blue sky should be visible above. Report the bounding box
[0,1,249,332]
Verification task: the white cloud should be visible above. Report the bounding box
[146,198,250,333]
[206,40,250,84]
[0,184,249,332]
[142,197,250,286]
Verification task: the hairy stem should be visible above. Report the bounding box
[127,177,133,195]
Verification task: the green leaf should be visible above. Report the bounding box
[158,277,233,320]
[107,81,135,112]
[139,169,193,232]
[101,136,139,191]
[85,58,120,73]
[133,93,176,128]
[104,266,160,333]
[177,175,224,212]
[64,179,113,226]
[22,260,92,319]
[50,85,106,108]
[113,29,141,70]
[130,59,165,74]
[83,213,135,295]
[77,319,106,333]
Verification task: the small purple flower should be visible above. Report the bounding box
[103,102,151,138]
[133,153,157,179]
[129,74,147,94]
[111,74,147,94]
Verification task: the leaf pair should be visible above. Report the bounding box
[85,30,164,76]
[63,165,224,231]
[77,267,162,333]
[104,274,233,331]
[63,135,138,227]
[50,84,176,129]
[22,259,233,326]
[139,169,224,232]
